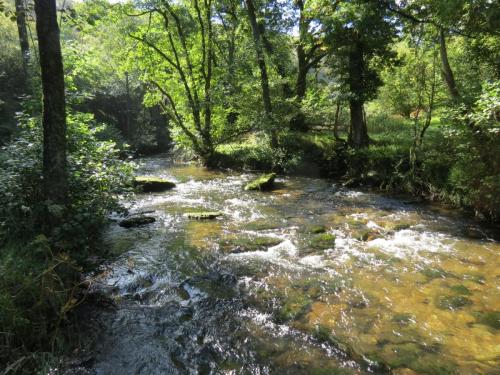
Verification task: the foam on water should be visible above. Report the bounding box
[367,229,454,260]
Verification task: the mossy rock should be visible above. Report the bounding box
[243,219,282,231]
[436,295,473,310]
[356,229,382,241]
[221,235,282,253]
[306,225,327,234]
[291,277,342,298]
[419,267,455,280]
[244,173,276,191]
[449,284,471,296]
[377,343,456,374]
[184,211,222,220]
[119,216,156,228]
[309,233,335,250]
[134,176,176,192]
[392,313,416,326]
[392,223,412,231]
[463,273,486,285]
[276,296,312,322]
[475,311,500,330]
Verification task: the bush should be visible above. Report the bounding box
[0,237,81,373]
[0,111,135,249]
[0,111,134,372]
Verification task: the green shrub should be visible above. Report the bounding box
[0,237,81,373]
[0,112,135,249]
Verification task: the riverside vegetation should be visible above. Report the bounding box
[0,0,498,373]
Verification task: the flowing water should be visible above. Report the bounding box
[71,156,499,374]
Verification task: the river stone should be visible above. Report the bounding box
[119,216,156,228]
[184,211,222,220]
[310,233,336,249]
[134,176,176,192]
[221,235,282,253]
[307,225,327,234]
[449,284,471,295]
[244,173,276,191]
[436,295,473,310]
[475,311,500,330]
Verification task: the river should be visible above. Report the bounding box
[68,156,499,374]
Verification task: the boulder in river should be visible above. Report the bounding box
[184,211,222,220]
[244,173,276,191]
[119,216,156,228]
[134,176,176,192]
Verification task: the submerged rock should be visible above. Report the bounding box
[306,225,327,234]
[436,295,473,310]
[119,216,156,228]
[449,284,472,296]
[184,211,222,220]
[244,173,276,191]
[221,235,282,253]
[475,311,500,330]
[134,176,176,192]
[310,233,336,250]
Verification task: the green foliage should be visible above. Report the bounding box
[321,0,398,103]
[0,237,81,373]
[0,112,135,248]
[0,10,25,143]
[443,81,500,220]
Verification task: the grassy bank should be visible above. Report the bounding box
[213,115,499,223]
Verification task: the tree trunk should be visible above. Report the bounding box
[245,0,276,147]
[295,0,307,100]
[439,28,460,102]
[333,101,341,141]
[15,0,30,85]
[348,40,369,148]
[35,0,68,214]
[349,101,368,148]
[151,106,170,152]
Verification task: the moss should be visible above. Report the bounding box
[243,219,282,231]
[436,295,473,310]
[119,215,155,228]
[419,267,454,280]
[184,211,222,220]
[310,233,336,250]
[276,298,312,322]
[307,225,327,234]
[134,176,176,192]
[449,284,471,296]
[244,173,276,191]
[220,235,282,253]
[379,343,456,375]
[291,277,342,300]
[392,313,416,326]
[392,223,411,231]
[463,273,486,285]
[475,311,500,330]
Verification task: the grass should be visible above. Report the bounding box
[0,237,87,374]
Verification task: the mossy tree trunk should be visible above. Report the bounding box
[245,0,277,148]
[34,0,69,228]
[15,0,30,89]
[347,39,369,148]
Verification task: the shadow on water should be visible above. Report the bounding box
[65,156,500,375]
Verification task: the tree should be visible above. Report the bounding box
[383,0,499,105]
[245,0,276,147]
[294,0,328,100]
[34,0,69,222]
[322,0,397,148]
[14,0,30,84]
[129,0,253,165]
